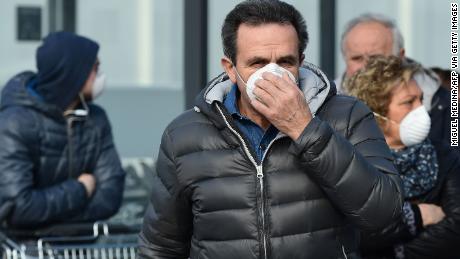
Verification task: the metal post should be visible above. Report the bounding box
[48,0,76,33]
[320,0,336,79]
[184,0,208,109]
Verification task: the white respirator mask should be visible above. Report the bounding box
[234,63,297,101]
[374,105,431,147]
[92,71,106,100]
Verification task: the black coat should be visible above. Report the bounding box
[429,87,459,156]
[360,140,460,259]
[138,65,403,259]
[0,72,126,228]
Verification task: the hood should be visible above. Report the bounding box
[194,62,335,128]
[334,73,346,94]
[1,72,64,119]
[413,68,440,112]
[34,31,99,110]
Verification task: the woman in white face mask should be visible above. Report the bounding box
[345,55,460,259]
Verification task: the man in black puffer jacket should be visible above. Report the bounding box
[0,32,126,229]
[138,1,403,258]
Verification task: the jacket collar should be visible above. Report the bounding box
[194,62,336,128]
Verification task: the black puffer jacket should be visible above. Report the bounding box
[138,63,403,259]
[0,72,126,228]
[360,140,460,259]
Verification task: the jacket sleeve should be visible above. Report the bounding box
[401,151,460,259]
[359,201,424,255]
[0,110,88,227]
[288,99,403,230]
[138,129,192,259]
[70,110,126,221]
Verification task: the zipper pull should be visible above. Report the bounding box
[342,245,348,259]
[256,165,263,179]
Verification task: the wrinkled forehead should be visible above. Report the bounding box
[235,23,299,59]
[344,22,394,56]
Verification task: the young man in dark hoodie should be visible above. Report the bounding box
[0,32,126,228]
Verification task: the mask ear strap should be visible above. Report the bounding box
[79,93,90,112]
[233,66,247,86]
[373,112,398,125]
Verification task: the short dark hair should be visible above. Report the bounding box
[222,0,308,64]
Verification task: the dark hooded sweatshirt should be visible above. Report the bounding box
[0,32,125,228]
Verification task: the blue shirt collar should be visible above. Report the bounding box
[223,84,244,119]
[222,84,279,162]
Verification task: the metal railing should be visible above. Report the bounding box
[1,222,139,259]
[1,158,153,259]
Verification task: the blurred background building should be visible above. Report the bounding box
[0,0,453,160]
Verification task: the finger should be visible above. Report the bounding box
[261,72,289,93]
[254,78,280,99]
[253,83,276,107]
[280,72,300,97]
[250,98,272,117]
[282,71,296,85]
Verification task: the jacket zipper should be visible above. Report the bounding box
[258,135,286,258]
[66,117,76,179]
[342,245,348,259]
[256,165,266,258]
[66,116,85,179]
[261,130,349,259]
[216,104,286,259]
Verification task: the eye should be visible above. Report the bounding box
[402,99,415,105]
[250,61,265,68]
[351,56,363,62]
[279,61,295,68]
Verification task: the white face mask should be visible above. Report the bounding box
[234,63,297,100]
[399,105,431,146]
[375,105,431,147]
[92,71,106,100]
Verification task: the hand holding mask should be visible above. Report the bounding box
[235,63,312,140]
[244,63,297,101]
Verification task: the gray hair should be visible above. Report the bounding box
[340,13,404,56]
